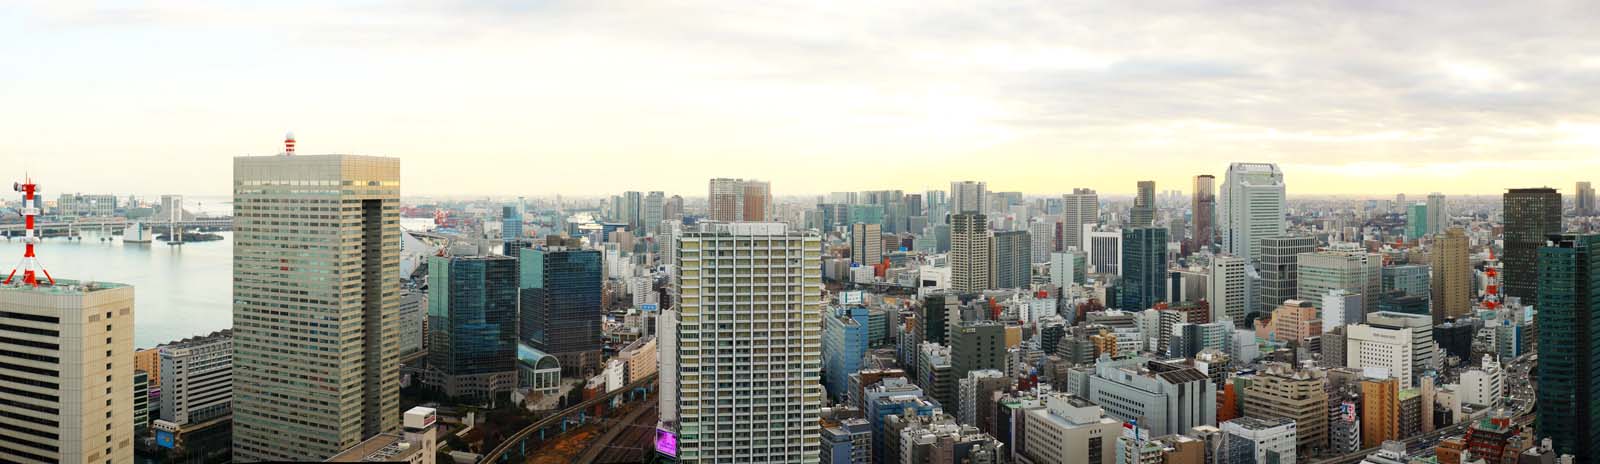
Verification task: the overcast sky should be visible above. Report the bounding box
[5,1,1600,198]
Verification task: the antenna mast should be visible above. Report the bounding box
[5,177,54,286]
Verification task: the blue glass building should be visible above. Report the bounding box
[502,205,523,240]
[519,245,604,377]
[427,254,520,401]
[823,307,871,402]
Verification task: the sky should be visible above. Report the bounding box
[4,1,1600,198]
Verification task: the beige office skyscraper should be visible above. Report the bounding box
[950,212,992,292]
[850,222,882,266]
[232,154,401,461]
[0,280,135,464]
[1062,188,1098,252]
[662,222,822,462]
[1431,227,1471,324]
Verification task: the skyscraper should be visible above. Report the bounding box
[663,223,823,462]
[1257,235,1316,314]
[426,254,519,403]
[950,180,988,214]
[1219,163,1286,262]
[1192,175,1216,251]
[1121,227,1169,310]
[990,230,1031,289]
[1209,255,1250,324]
[502,204,523,240]
[622,190,644,231]
[1431,227,1471,324]
[1503,188,1562,305]
[708,178,772,222]
[233,154,401,461]
[850,223,882,266]
[644,191,665,235]
[665,195,685,222]
[951,213,992,292]
[1062,188,1099,253]
[519,242,604,377]
[0,280,135,464]
[1426,193,1447,235]
[1578,181,1596,216]
[1535,234,1600,459]
[1406,203,1428,241]
[1131,180,1156,228]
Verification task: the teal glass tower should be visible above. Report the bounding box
[1121,227,1169,310]
[1536,233,1600,460]
[1406,203,1427,240]
[427,254,519,402]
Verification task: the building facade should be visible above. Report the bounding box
[426,255,519,403]
[663,223,823,462]
[1502,188,1561,305]
[1219,163,1286,262]
[1121,227,1169,311]
[950,213,991,293]
[0,280,135,464]
[232,154,401,461]
[158,330,233,427]
[519,244,604,377]
[1535,233,1600,459]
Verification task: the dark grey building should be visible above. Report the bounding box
[1504,188,1562,305]
[1257,235,1317,314]
[991,230,1032,289]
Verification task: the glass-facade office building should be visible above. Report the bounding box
[519,246,604,377]
[427,255,519,402]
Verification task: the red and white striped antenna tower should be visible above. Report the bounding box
[5,177,54,287]
[284,131,296,156]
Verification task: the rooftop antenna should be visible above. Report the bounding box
[284,131,296,156]
[5,175,54,286]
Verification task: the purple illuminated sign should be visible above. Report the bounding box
[655,429,679,457]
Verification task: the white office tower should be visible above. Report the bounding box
[0,280,136,464]
[1220,417,1297,464]
[950,180,988,214]
[159,330,234,426]
[664,223,823,462]
[950,213,991,292]
[1322,289,1363,330]
[1086,227,1123,276]
[233,154,402,461]
[1219,163,1286,262]
[1426,192,1447,234]
[1062,189,1099,255]
[1209,255,1250,324]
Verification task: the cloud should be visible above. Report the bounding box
[3,0,1600,196]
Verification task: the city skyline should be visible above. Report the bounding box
[8,2,1600,196]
